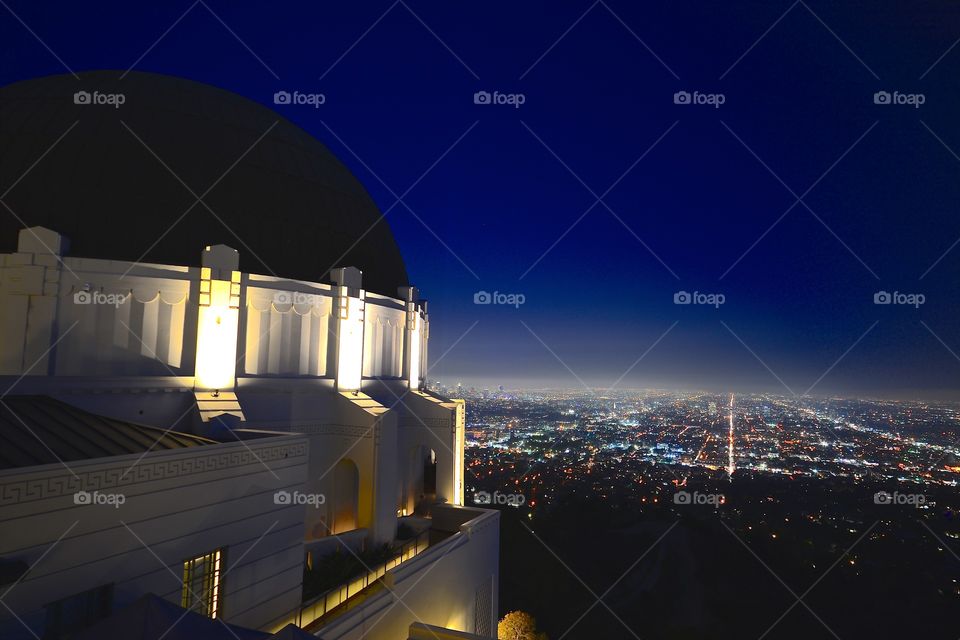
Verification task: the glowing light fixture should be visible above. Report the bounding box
[195,251,241,390]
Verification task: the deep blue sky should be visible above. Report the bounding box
[3,1,960,398]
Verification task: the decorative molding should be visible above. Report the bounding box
[399,416,450,429]
[0,442,307,507]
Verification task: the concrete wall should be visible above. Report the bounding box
[0,241,196,377]
[236,383,398,546]
[0,434,308,638]
[311,506,500,640]
[243,284,334,377]
[0,239,427,388]
[392,389,463,511]
[363,300,404,378]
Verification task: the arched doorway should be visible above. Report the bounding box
[423,448,437,495]
[406,445,436,515]
[330,459,359,534]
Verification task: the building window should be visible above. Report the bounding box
[181,548,224,618]
[44,583,113,639]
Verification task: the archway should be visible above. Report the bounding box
[330,458,359,534]
[406,445,436,515]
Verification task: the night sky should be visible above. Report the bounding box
[2,2,960,398]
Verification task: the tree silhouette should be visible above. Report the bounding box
[498,611,548,640]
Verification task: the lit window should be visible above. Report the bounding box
[182,548,224,618]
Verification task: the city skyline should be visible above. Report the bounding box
[431,379,960,403]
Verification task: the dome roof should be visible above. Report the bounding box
[0,70,407,296]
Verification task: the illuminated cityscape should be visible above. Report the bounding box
[447,385,960,638]
[454,388,960,490]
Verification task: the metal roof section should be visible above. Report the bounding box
[0,395,215,469]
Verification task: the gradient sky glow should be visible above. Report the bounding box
[2,1,960,398]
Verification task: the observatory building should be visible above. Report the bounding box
[0,71,497,640]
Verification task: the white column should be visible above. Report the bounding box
[0,227,66,375]
[420,300,429,388]
[399,286,425,390]
[331,266,365,391]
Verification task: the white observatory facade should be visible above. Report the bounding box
[0,69,498,640]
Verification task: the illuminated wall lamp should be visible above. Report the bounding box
[195,248,241,391]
